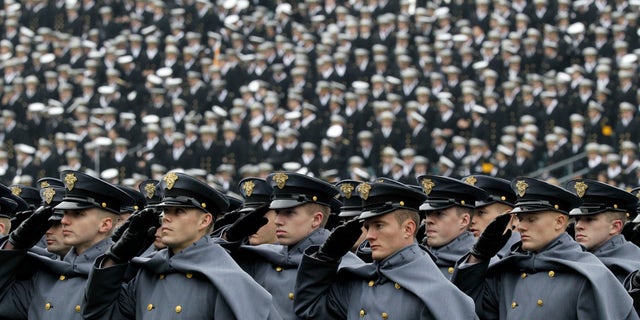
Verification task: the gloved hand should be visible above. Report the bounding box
[8,206,54,250]
[317,219,364,261]
[621,222,638,243]
[224,205,270,242]
[9,210,34,234]
[470,214,512,261]
[111,213,134,242]
[214,208,243,231]
[107,208,160,263]
[566,221,576,239]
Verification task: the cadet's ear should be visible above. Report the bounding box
[554,213,568,231]
[610,219,624,235]
[403,219,416,239]
[199,212,213,231]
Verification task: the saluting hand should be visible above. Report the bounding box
[107,208,160,263]
[8,206,55,250]
[318,219,364,262]
[470,213,513,261]
[224,204,270,242]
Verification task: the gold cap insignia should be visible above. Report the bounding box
[357,183,372,200]
[421,179,435,196]
[43,187,56,204]
[464,176,477,186]
[339,183,354,199]
[164,172,178,190]
[273,172,288,189]
[10,186,21,196]
[515,180,528,197]
[242,180,256,197]
[64,173,77,191]
[573,181,588,198]
[40,181,50,188]
[144,183,156,199]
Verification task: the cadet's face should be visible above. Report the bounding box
[153,227,166,250]
[61,208,112,254]
[45,222,71,257]
[160,207,211,254]
[574,213,619,251]
[516,211,564,252]
[425,207,469,248]
[274,205,319,246]
[470,203,513,238]
[365,212,413,261]
[249,210,278,245]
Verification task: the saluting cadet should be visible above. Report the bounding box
[294,179,477,319]
[82,172,281,319]
[567,179,640,283]
[453,177,638,319]
[38,177,71,259]
[417,174,488,279]
[237,177,278,246]
[225,172,360,320]
[0,170,134,319]
[463,175,520,259]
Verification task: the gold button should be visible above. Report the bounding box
[382,312,389,319]
[175,305,182,313]
[511,301,517,309]
[448,267,454,274]
[186,273,193,279]
[548,270,555,278]
[368,280,375,287]
[275,266,283,272]
[75,305,81,312]
[59,275,66,281]
[394,282,401,290]
[159,274,165,280]
[359,309,365,317]
[45,303,51,310]
[202,203,207,208]
[521,273,527,279]
[399,201,405,206]
[102,202,107,208]
[147,304,153,311]
[288,293,294,300]
[537,299,544,306]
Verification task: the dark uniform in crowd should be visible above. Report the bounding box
[453,177,638,319]
[227,172,360,320]
[0,170,133,319]
[417,174,488,279]
[83,172,281,319]
[294,179,477,319]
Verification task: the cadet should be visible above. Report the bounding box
[82,172,281,319]
[226,172,356,320]
[463,175,520,259]
[0,170,133,319]
[238,177,278,245]
[335,179,370,262]
[567,179,640,283]
[294,179,477,319]
[453,177,638,319]
[0,196,17,236]
[39,178,72,258]
[417,174,488,279]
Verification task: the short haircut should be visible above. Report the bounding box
[394,209,420,236]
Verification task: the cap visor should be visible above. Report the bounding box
[155,199,197,208]
[269,199,304,210]
[338,209,362,218]
[54,200,95,211]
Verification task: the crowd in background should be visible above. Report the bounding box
[1,0,640,194]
